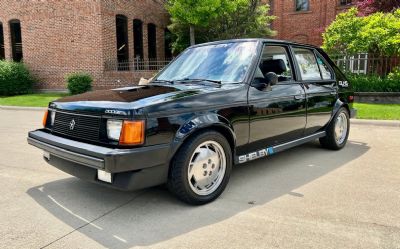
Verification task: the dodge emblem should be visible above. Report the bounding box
[69,119,76,130]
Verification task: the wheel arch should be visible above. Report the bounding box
[168,114,237,163]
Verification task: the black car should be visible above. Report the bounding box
[28,39,356,205]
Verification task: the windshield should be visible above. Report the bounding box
[155,41,258,83]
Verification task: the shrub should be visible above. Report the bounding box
[0,60,34,96]
[387,67,400,81]
[65,72,93,95]
[347,74,400,92]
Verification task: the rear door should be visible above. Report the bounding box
[291,47,336,135]
[247,44,306,151]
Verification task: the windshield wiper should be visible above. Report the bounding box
[175,78,222,85]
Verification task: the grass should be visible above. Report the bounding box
[0,93,68,107]
[1,93,399,121]
[354,103,400,120]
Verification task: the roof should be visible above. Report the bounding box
[190,38,321,50]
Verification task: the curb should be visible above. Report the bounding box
[0,105,46,111]
[351,119,400,127]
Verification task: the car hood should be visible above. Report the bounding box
[52,83,238,114]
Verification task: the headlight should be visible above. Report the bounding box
[107,119,123,141]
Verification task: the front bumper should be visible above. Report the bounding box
[28,130,171,190]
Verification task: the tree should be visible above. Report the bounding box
[166,0,275,53]
[357,0,400,16]
[322,8,400,56]
[166,0,236,45]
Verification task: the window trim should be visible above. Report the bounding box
[251,42,298,85]
[291,46,336,82]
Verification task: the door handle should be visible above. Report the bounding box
[330,91,337,95]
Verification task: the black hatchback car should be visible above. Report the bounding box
[28,39,356,205]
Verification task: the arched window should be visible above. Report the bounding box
[164,28,172,59]
[9,19,23,62]
[116,15,129,70]
[0,22,4,60]
[133,19,143,60]
[147,23,157,60]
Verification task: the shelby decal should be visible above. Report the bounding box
[338,81,349,88]
[238,147,274,164]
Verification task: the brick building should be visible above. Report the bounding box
[270,0,353,46]
[0,0,353,91]
[0,0,170,90]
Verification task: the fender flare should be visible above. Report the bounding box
[167,113,237,161]
[328,98,349,125]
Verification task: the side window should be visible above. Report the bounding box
[316,54,333,80]
[256,45,293,82]
[293,47,321,81]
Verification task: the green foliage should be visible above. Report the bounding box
[354,103,400,120]
[166,0,275,53]
[0,60,34,96]
[65,72,93,95]
[387,67,400,81]
[322,8,400,56]
[347,73,400,92]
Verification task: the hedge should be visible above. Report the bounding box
[65,72,93,95]
[346,74,400,92]
[0,60,34,96]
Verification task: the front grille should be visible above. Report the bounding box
[52,111,101,142]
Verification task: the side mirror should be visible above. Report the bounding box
[264,72,278,86]
[252,77,268,91]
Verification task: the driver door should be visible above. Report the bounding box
[247,44,307,151]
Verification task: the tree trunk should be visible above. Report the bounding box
[190,25,195,46]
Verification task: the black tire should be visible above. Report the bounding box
[167,130,232,205]
[319,107,350,150]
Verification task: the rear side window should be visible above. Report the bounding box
[316,54,333,80]
[293,47,321,81]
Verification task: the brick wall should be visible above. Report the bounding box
[270,0,353,46]
[0,0,169,90]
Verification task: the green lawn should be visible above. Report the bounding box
[354,103,400,120]
[0,93,67,107]
[1,94,399,120]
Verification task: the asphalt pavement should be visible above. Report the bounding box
[0,109,399,249]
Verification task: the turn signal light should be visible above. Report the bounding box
[42,110,49,127]
[348,95,354,103]
[119,120,145,145]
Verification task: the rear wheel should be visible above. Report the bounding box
[320,107,350,150]
[168,131,232,205]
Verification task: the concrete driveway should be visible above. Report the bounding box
[0,109,399,249]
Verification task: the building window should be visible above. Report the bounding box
[339,0,352,6]
[147,23,157,60]
[0,22,4,60]
[164,28,172,59]
[133,19,143,60]
[9,19,23,62]
[116,15,129,70]
[295,0,309,11]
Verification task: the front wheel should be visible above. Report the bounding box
[320,107,350,150]
[167,131,232,205]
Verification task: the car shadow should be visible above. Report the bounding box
[27,140,369,248]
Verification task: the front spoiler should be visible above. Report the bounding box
[28,130,170,173]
